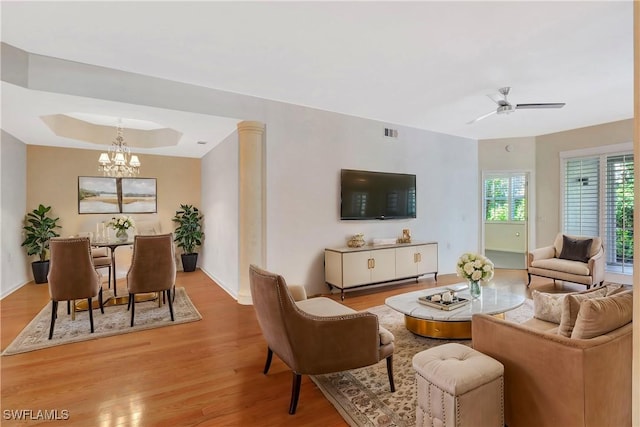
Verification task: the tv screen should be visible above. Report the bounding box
[341,169,417,220]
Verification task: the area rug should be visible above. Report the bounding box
[2,287,202,356]
[310,299,533,427]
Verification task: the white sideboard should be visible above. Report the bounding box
[324,241,438,299]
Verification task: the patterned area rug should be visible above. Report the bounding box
[2,287,201,356]
[310,300,533,427]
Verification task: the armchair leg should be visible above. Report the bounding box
[167,289,175,321]
[88,298,94,333]
[130,293,135,327]
[263,347,273,374]
[527,273,532,287]
[289,372,302,415]
[99,288,104,314]
[386,355,396,392]
[48,300,58,340]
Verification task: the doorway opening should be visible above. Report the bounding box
[482,172,529,269]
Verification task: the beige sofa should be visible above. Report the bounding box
[472,287,632,427]
[527,233,604,289]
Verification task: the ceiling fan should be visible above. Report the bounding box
[467,87,565,124]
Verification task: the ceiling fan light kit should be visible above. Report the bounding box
[468,86,565,124]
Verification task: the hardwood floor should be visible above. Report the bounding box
[1,268,557,426]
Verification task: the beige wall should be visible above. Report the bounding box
[535,119,634,247]
[26,145,201,242]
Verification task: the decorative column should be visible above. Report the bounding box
[237,121,265,305]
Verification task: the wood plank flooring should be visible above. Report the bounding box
[1,268,558,426]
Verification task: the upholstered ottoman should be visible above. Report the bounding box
[412,343,504,427]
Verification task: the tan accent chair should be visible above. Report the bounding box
[249,265,395,414]
[47,237,103,339]
[126,234,176,327]
[472,298,632,427]
[527,233,604,289]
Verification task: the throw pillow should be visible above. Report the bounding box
[532,290,569,324]
[558,235,593,263]
[571,291,633,339]
[558,286,608,337]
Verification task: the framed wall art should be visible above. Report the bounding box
[78,177,157,214]
[78,176,119,214]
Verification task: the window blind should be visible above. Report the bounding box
[564,157,599,236]
[605,154,634,272]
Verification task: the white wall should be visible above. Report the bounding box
[1,131,29,297]
[3,46,480,299]
[261,103,478,296]
[200,130,239,297]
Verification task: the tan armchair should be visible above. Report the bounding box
[472,299,632,427]
[126,234,176,327]
[47,237,103,339]
[249,265,395,414]
[527,233,604,289]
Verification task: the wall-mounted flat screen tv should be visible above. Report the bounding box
[341,169,416,220]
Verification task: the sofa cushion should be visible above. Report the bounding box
[559,235,593,263]
[558,287,608,337]
[530,258,591,276]
[571,291,633,339]
[532,290,568,324]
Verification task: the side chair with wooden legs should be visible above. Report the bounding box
[47,237,103,340]
[126,234,176,327]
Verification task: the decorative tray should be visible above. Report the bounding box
[417,294,470,311]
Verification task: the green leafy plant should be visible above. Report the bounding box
[21,204,61,262]
[172,204,204,254]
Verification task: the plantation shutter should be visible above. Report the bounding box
[510,174,526,221]
[564,157,599,236]
[605,154,634,272]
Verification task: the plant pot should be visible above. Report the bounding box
[181,253,198,272]
[32,260,50,284]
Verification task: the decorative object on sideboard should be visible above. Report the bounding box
[455,252,494,300]
[347,233,366,248]
[21,204,61,284]
[172,204,204,272]
[97,122,141,177]
[398,228,412,243]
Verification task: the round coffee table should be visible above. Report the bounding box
[385,284,525,339]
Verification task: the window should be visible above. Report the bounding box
[562,152,634,274]
[484,173,526,222]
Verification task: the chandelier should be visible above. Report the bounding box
[98,124,141,177]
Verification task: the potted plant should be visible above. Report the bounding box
[172,204,204,272]
[21,204,61,284]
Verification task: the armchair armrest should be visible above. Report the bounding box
[587,245,605,283]
[528,245,555,266]
[287,310,381,374]
[287,285,307,301]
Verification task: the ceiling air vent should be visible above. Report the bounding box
[384,128,398,138]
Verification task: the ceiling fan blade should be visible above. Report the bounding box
[515,103,565,109]
[467,110,497,124]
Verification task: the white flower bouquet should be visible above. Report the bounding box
[456,252,494,283]
[108,215,135,231]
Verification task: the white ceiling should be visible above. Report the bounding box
[1,1,634,158]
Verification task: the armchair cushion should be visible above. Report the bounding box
[295,297,394,346]
[530,258,590,275]
[558,235,593,263]
[571,291,633,339]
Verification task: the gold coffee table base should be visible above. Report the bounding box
[404,312,505,339]
[75,293,158,311]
